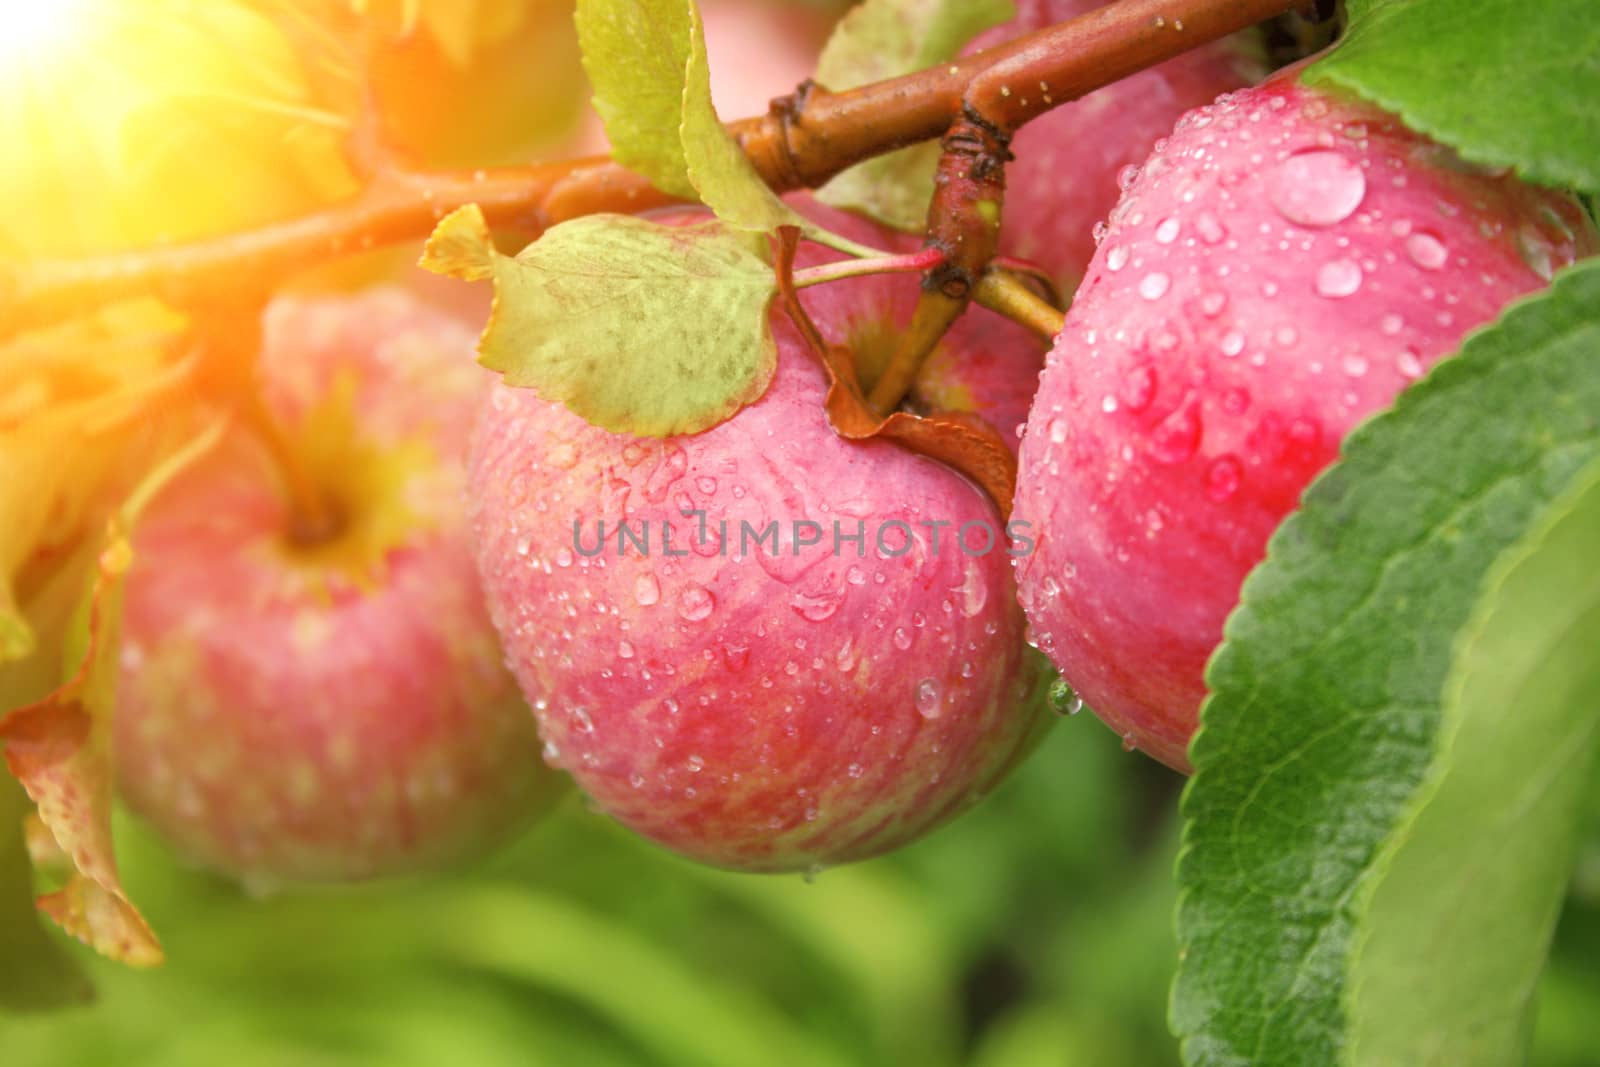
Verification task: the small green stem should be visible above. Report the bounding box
[791,247,946,290]
[974,270,1066,341]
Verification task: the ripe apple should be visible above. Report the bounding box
[468,214,1052,873]
[966,0,1265,295]
[1012,71,1597,770]
[114,288,563,886]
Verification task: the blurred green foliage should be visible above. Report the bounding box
[2,715,1595,1065]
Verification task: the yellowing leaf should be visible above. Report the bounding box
[815,0,1013,231]
[574,0,698,198]
[422,205,776,437]
[680,1,805,234]
[0,305,191,663]
[0,416,226,967]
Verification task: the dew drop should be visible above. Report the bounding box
[1138,272,1171,301]
[1048,679,1085,716]
[914,678,942,719]
[893,627,913,651]
[1199,291,1228,318]
[1219,329,1245,357]
[554,547,574,568]
[634,574,661,606]
[721,643,750,671]
[1047,417,1069,444]
[1517,224,1555,280]
[1397,348,1425,379]
[1155,217,1181,244]
[1267,150,1366,226]
[1195,212,1226,244]
[1380,312,1404,336]
[1342,353,1369,378]
[1315,258,1363,298]
[791,590,843,622]
[686,754,704,773]
[1149,394,1202,464]
[1405,231,1448,270]
[547,441,579,469]
[1206,455,1243,501]
[618,640,634,659]
[1121,733,1138,752]
[1101,394,1120,414]
[1123,365,1157,412]
[1106,245,1130,272]
[678,584,715,622]
[695,476,718,494]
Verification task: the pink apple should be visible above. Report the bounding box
[115,288,563,885]
[967,0,1265,294]
[1012,71,1597,770]
[468,213,1051,872]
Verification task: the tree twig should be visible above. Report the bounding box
[1,0,1298,340]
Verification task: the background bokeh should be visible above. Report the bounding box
[5,714,1598,1065]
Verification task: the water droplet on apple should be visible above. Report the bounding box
[1380,312,1404,336]
[1149,393,1203,464]
[1342,353,1369,378]
[1405,231,1448,270]
[1048,417,1068,443]
[1267,149,1366,226]
[1194,212,1227,245]
[1138,272,1171,301]
[678,584,715,622]
[1397,348,1425,379]
[634,574,661,606]
[1155,217,1181,244]
[1122,366,1157,412]
[914,678,942,719]
[1315,258,1363,297]
[1206,455,1243,501]
[1199,291,1228,317]
[1219,329,1245,357]
[893,627,913,651]
[1106,245,1129,271]
[618,640,634,659]
[790,590,843,622]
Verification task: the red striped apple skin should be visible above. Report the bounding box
[1012,73,1597,771]
[468,260,1052,873]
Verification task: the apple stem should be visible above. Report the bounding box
[974,270,1066,341]
[867,289,968,416]
[790,247,946,290]
[239,391,342,545]
[4,0,1302,340]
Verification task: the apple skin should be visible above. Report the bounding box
[114,289,562,886]
[967,0,1265,295]
[469,225,1051,872]
[1011,72,1597,771]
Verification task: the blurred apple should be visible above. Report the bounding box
[114,288,563,886]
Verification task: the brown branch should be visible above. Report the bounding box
[1,0,1299,339]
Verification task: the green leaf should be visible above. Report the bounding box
[1348,454,1600,1066]
[679,0,805,234]
[0,773,93,1011]
[575,0,697,198]
[1173,259,1600,1067]
[421,205,777,437]
[1306,0,1600,196]
[814,0,1013,231]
